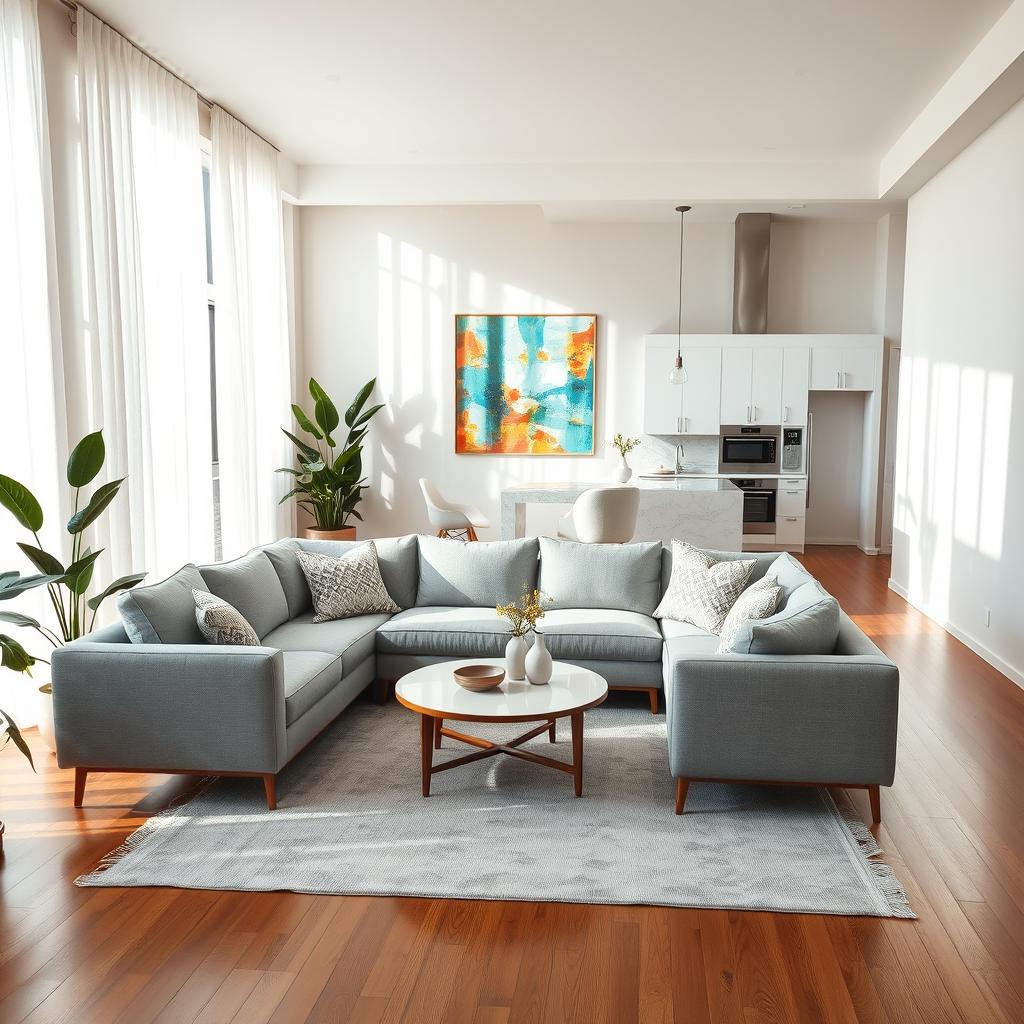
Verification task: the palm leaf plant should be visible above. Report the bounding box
[277,377,384,530]
[0,430,146,695]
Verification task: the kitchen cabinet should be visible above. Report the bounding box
[643,343,721,434]
[720,346,782,424]
[781,347,809,425]
[810,348,875,391]
[774,513,806,551]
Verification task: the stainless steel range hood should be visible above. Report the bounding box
[732,212,771,333]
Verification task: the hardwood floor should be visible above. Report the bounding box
[2,546,1024,1023]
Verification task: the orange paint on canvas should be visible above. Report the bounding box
[530,428,564,454]
[456,409,484,452]
[566,320,595,380]
[456,330,486,369]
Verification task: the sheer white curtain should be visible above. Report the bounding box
[78,10,213,580]
[211,106,292,553]
[0,0,67,724]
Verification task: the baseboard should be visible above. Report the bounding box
[805,537,860,546]
[887,578,1024,690]
[859,546,881,556]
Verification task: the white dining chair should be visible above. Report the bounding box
[556,486,640,544]
[419,478,491,541]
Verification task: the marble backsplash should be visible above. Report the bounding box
[633,435,720,474]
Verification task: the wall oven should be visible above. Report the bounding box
[719,425,780,474]
[732,478,777,535]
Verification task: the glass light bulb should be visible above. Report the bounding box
[668,355,687,385]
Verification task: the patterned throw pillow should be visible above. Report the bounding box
[193,589,261,645]
[717,576,783,653]
[654,541,756,634]
[297,543,401,622]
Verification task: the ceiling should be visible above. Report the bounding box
[84,0,1010,169]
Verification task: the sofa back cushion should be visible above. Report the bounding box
[117,564,208,644]
[416,536,539,607]
[731,578,840,655]
[660,546,776,596]
[200,548,290,639]
[539,537,662,614]
[762,551,815,601]
[263,535,418,616]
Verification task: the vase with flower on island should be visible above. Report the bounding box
[496,586,552,682]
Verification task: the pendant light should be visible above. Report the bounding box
[668,204,691,384]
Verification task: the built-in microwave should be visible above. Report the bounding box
[719,425,780,473]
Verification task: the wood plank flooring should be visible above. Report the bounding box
[2,546,1023,1023]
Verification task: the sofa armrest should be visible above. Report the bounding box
[663,646,899,785]
[50,642,287,774]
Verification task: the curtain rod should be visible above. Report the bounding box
[55,0,280,153]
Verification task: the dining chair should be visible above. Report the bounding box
[556,486,640,544]
[418,478,491,541]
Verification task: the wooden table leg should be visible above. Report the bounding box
[571,712,583,797]
[434,717,443,749]
[548,719,556,743]
[420,714,434,797]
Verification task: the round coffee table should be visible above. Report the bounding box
[395,659,608,798]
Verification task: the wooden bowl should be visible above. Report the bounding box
[453,664,505,692]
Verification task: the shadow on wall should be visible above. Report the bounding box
[892,352,1014,643]
[364,230,630,538]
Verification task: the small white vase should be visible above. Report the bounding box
[525,631,553,685]
[505,635,528,681]
[36,685,56,754]
[613,455,632,484]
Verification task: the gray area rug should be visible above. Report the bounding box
[78,702,913,917]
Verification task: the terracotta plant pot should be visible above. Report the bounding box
[302,526,357,541]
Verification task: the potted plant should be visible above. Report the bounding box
[278,377,384,541]
[0,707,33,851]
[611,433,641,483]
[0,430,146,752]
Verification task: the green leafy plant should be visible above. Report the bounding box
[1,706,33,769]
[612,433,641,458]
[0,430,146,691]
[278,378,384,530]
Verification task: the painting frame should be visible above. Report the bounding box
[454,313,598,456]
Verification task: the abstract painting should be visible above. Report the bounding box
[455,314,596,454]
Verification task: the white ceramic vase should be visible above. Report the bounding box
[505,635,528,681]
[525,631,553,685]
[36,685,56,754]
[613,455,632,484]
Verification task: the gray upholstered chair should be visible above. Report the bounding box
[419,478,490,541]
[557,486,640,543]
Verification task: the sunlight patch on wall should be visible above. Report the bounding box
[979,371,1012,560]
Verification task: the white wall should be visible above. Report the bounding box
[893,94,1024,685]
[805,392,865,543]
[299,204,881,538]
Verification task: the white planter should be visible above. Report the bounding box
[613,456,632,484]
[36,686,56,754]
[505,635,528,681]
[525,631,553,685]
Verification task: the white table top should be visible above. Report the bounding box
[395,659,608,722]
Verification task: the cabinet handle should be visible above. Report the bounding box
[676,415,682,433]
[751,405,757,422]
[785,516,799,522]
[785,490,800,494]
[784,405,790,423]
[683,416,689,432]
[842,371,848,388]
[746,405,751,423]
[836,370,840,388]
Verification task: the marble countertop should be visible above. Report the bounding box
[639,471,807,480]
[501,479,739,494]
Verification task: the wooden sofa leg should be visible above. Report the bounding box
[868,784,881,824]
[674,778,689,815]
[647,688,659,714]
[74,767,87,808]
[263,774,277,810]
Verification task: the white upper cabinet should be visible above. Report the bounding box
[720,346,782,424]
[810,347,875,391]
[720,347,752,424]
[643,343,682,434]
[680,347,722,434]
[750,347,782,424]
[781,347,810,425]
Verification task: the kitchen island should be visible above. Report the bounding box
[500,478,743,549]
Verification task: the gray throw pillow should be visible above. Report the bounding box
[730,578,841,655]
[416,536,539,607]
[764,551,815,602]
[193,589,260,646]
[538,537,662,614]
[654,541,756,634]
[717,576,782,653]
[297,543,400,622]
[117,564,208,644]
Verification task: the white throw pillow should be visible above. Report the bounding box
[717,576,783,653]
[193,589,261,645]
[297,542,401,622]
[654,541,756,634]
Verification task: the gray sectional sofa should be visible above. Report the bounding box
[51,534,899,818]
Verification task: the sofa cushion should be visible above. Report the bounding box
[416,536,539,607]
[117,564,208,644]
[538,537,662,615]
[661,547,776,596]
[731,579,841,655]
[763,551,816,602]
[540,609,663,662]
[263,611,391,673]
[282,651,343,725]
[660,618,721,659]
[377,607,511,658]
[199,548,290,640]
[265,536,419,616]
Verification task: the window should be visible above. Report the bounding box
[201,154,223,560]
